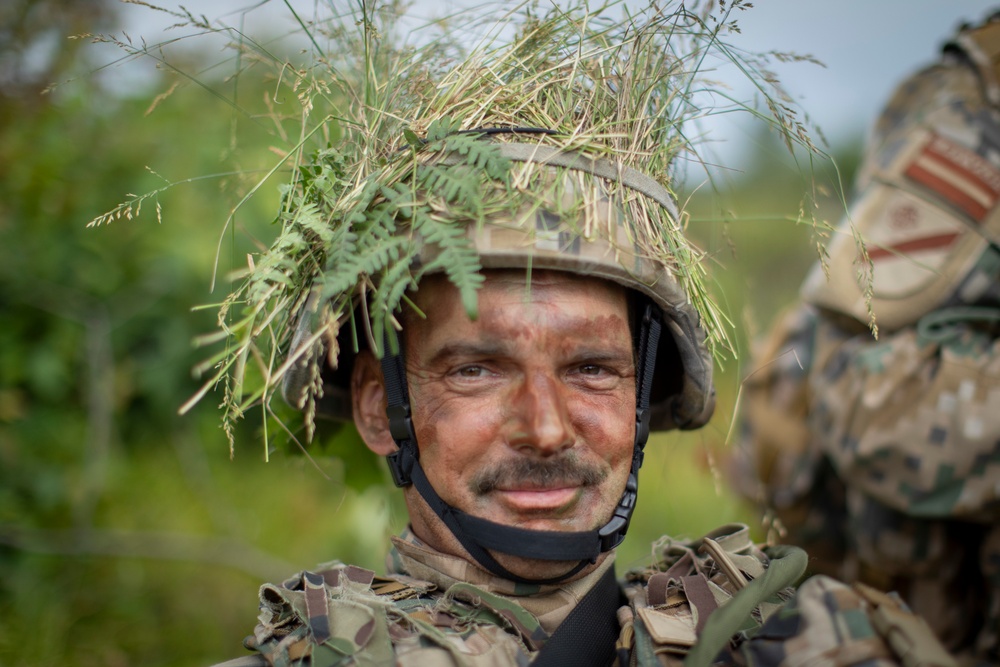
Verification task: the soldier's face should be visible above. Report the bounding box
[401,270,636,563]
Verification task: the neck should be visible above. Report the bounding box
[388,529,617,634]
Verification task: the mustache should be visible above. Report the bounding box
[471,456,608,495]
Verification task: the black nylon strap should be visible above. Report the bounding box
[381,335,409,413]
[530,564,623,667]
[409,454,593,584]
[380,337,418,487]
[634,304,662,452]
[454,511,600,560]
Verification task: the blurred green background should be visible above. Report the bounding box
[0,1,859,665]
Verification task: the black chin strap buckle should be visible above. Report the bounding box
[386,440,416,488]
[387,403,416,443]
[635,407,651,451]
[385,404,417,487]
[598,471,639,551]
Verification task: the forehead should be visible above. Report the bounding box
[406,269,630,341]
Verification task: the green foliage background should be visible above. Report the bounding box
[0,2,859,665]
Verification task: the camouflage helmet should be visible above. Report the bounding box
[281,143,716,434]
[801,15,1000,333]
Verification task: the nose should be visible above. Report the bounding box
[507,371,574,455]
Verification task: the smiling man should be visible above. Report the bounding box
[209,3,959,667]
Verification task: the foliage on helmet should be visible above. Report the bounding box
[91,0,827,455]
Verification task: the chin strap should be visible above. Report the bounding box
[380,304,662,585]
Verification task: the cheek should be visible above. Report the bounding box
[412,392,505,468]
[575,404,635,484]
[571,394,635,461]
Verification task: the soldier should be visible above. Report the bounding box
[734,11,1000,665]
[204,3,958,666]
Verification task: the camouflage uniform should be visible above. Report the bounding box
[734,15,1000,665]
[220,524,950,667]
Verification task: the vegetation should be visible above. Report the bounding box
[0,1,856,665]
[146,0,834,453]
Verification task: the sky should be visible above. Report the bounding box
[721,1,999,154]
[112,0,1000,168]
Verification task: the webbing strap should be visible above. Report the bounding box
[380,339,418,487]
[437,143,681,223]
[682,544,807,667]
[408,454,593,585]
[450,508,601,561]
[531,564,624,667]
[635,304,662,450]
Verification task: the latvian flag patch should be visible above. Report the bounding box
[904,133,1000,223]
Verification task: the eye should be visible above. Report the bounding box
[568,360,629,391]
[455,365,487,378]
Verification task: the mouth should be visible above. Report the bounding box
[492,485,583,513]
[472,456,607,518]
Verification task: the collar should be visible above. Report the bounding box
[386,527,617,634]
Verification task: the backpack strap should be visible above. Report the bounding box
[531,564,624,667]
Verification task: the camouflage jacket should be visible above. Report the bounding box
[733,305,1000,663]
[731,18,1000,661]
[214,524,951,667]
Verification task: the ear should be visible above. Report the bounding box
[351,350,398,456]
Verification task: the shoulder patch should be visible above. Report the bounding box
[904,133,1000,223]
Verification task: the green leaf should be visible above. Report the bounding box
[402,128,422,148]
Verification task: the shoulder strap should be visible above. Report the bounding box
[531,565,624,667]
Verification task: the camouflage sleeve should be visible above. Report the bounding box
[741,575,958,667]
[804,308,1000,659]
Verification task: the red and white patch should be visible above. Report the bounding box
[801,135,999,327]
[904,133,1000,222]
[848,186,965,298]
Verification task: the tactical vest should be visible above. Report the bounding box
[211,524,954,667]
